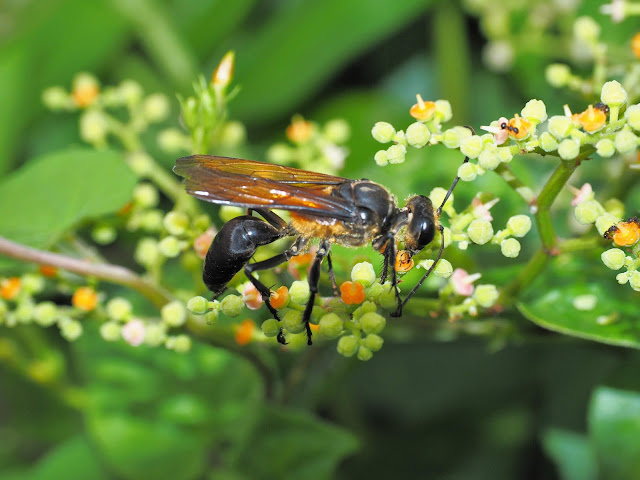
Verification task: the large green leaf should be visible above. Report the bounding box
[517,258,640,349]
[0,148,136,249]
[74,331,263,480]
[541,428,597,480]
[588,387,640,480]
[229,405,359,480]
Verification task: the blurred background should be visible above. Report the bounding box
[1,1,640,479]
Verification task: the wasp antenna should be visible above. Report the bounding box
[435,125,475,217]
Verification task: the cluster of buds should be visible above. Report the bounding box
[160,51,246,155]
[267,115,351,175]
[43,73,170,149]
[572,184,640,291]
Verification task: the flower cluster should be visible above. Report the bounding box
[267,115,350,175]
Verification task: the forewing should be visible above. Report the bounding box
[173,156,357,220]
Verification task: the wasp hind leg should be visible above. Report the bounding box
[300,240,331,345]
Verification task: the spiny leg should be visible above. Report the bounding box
[326,254,339,294]
[302,240,331,345]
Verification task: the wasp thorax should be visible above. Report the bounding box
[404,195,435,255]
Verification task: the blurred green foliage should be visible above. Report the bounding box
[1,0,640,479]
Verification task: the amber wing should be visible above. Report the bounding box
[173,155,358,220]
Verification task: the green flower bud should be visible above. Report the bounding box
[467,219,494,245]
[372,122,396,143]
[443,126,473,149]
[614,129,638,154]
[282,310,305,334]
[289,281,310,305]
[324,119,350,143]
[337,335,359,357]
[575,200,604,224]
[507,215,532,237]
[473,284,499,308]
[483,40,514,72]
[357,345,373,361]
[14,301,34,324]
[460,135,484,159]
[458,162,478,182]
[119,79,143,105]
[353,301,377,320]
[419,258,453,278]
[478,147,501,170]
[557,138,580,160]
[135,237,161,267]
[220,121,247,146]
[158,236,186,258]
[100,321,121,341]
[79,110,108,144]
[261,318,281,338]
[625,104,640,131]
[601,248,626,270]
[386,144,406,164]
[374,150,389,166]
[127,152,154,176]
[435,100,453,122]
[548,115,573,139]
[163,211,189,236]
[142,93,170,123]
[363,333,384,352]
[596,213,620,236]
[406,122,431,148]
[91,224,117,245]
[106,297,133,322]
[500,238,521,258]
[267,143,294,164]
[521,99,548,123]
[60,319,83,341]
[629,272,640,292]
[220,295,244,317]
[133,183,159,208]
[573,16,600,42]
[166,334,192,353]
[187,296,209,314]
[377,283,398,309]
[319,313,343,338]
[42,86,73,111]
[21,274,44,294]
[540,132,559,152]
[144,323,166,346]
[161,300,187,327]
[596,138,616,157]
[604,198,625,219]
[546,64,571,87]
[601,80,628,106]
[351,262,376,287]
[203,309,219,325]
[34,302,58,327]
[497,147,513,163]
[359,312,386,335]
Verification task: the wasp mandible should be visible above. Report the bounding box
[174,150,469,345]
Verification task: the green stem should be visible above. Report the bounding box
[495,163,536,204]
[498,248,548,305]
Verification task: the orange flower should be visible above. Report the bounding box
[39,265,58,277]
[309,323,319,333]
[340,281,365,305]
[409,94,436,121]
[235,319,256,346]
[604,218,640,247]
[270,286,290,310]
[632,32,640,59]
[72,287,98,311]
[507,114,532,140]
[72,85,99,108]
[577,104,607,133]
[286,116,314,143]
[395,250,414,273]
[0,277,21,300]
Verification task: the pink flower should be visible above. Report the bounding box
[193,227,216,259]
[451,269,481,296]
[481,117,509,145]
[242,283,263,310]
[122,319,146,346]
[570,183,593,207]
[472,197,500,222]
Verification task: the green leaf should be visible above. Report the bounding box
[232,0,434,123]
[541,428,597,480]
[517,260,640,349]
[0,436,108,480]
[589,387,640,480]
[230,405,359,480]
[0,148,136,249]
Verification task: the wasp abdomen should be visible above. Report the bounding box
[203,216,282,296]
